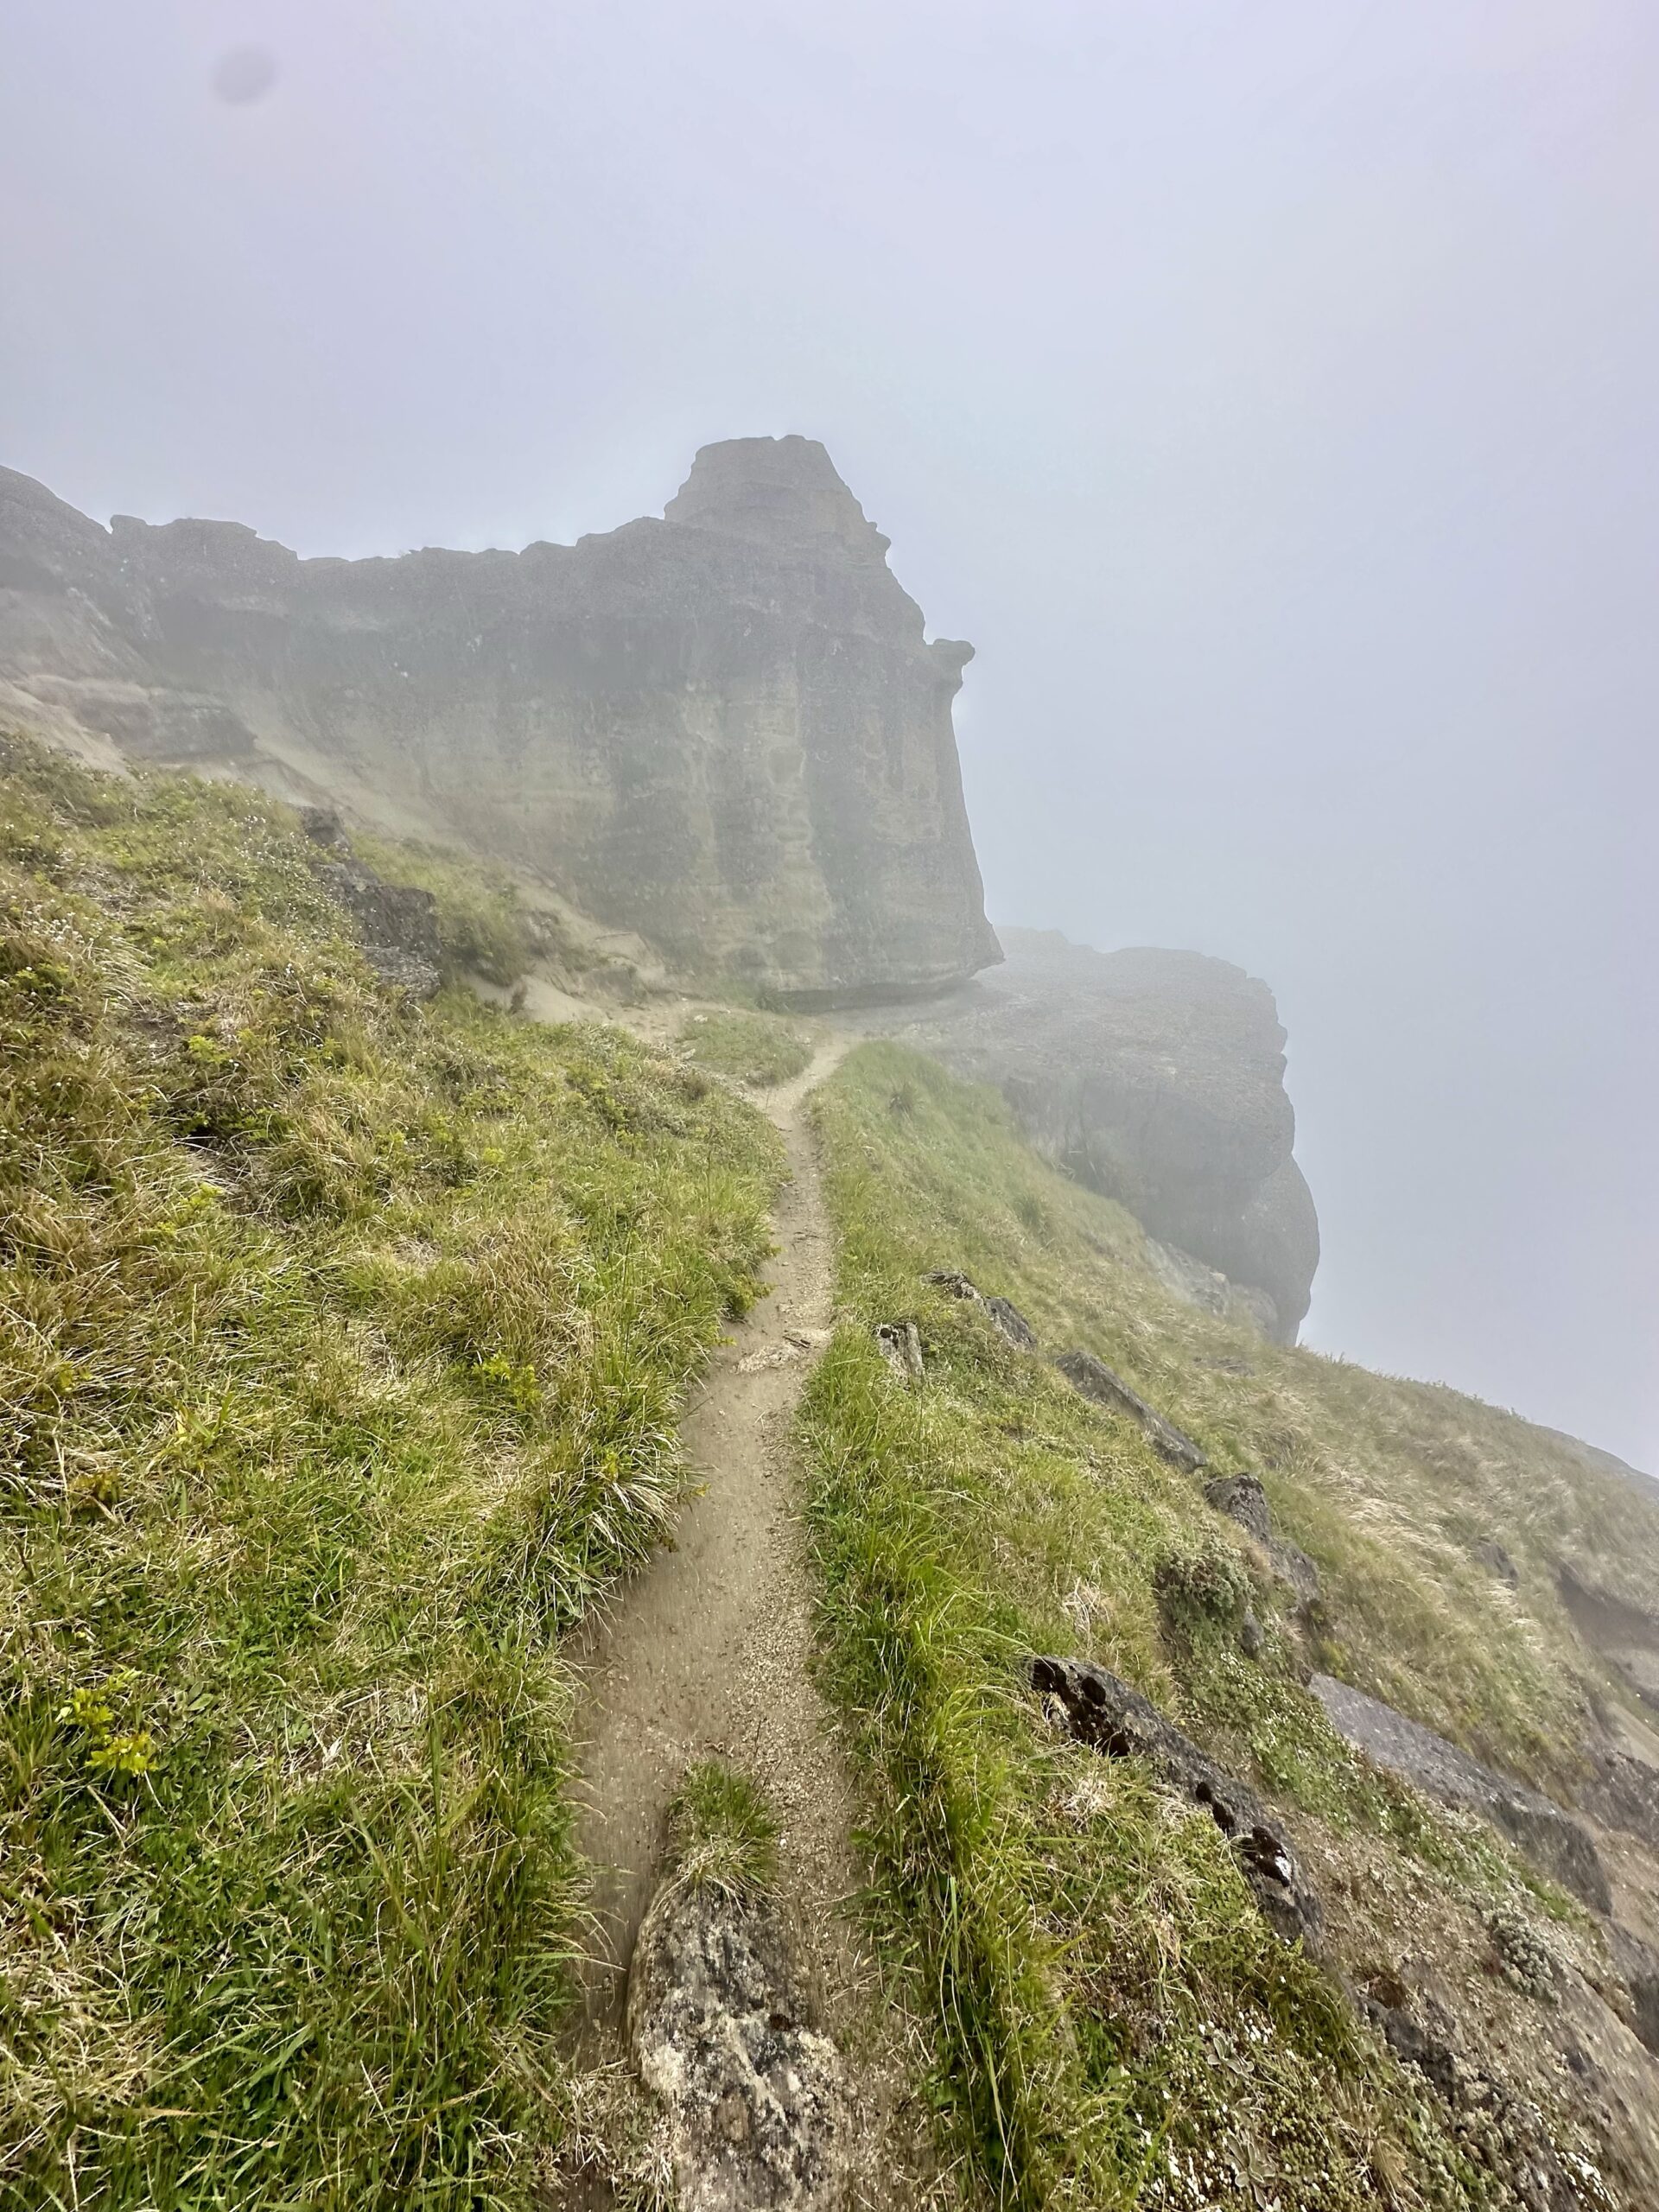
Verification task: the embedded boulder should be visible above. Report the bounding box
[1205,1473,1320,1607]
[627,1878,849,2212]
[1054,1349,1206,1471]
[923,1268,1037,1350]
[1033,1654,1321,1946]
[0,439,1000,1004]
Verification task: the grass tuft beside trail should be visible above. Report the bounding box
[680,1007,813,1088]
[664,1758,780,1901]
[0,736,781,2209]
[799,1040,1659,2210]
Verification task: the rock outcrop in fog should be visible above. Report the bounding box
[0,437,1000,1003]
[892,929,1320,1340]
[1,439,1324,1329]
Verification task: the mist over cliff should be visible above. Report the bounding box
[0,437,998,1004]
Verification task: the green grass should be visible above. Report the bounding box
[679,1007,813,1088]
[349,831,531,985]
[664,1759,779,1901]
[798,1040,1656,2210]
[0,736,783,2209]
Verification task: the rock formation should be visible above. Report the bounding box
[887,929,1320,1340]
[627,1875,849,2212]
[1032,1654,1323,1948]
[0,437,1000,1004]
[1053,1348,1209,1471]
[1311,1673,1611,1912]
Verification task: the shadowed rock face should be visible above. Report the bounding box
[892,930,1320,1340]
[0,438,1001,1004]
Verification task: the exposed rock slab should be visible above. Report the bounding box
[627,1878,849,2212]
[1311,1673,1611,1912]
[1559,1563,1659,1719]
[922,1267,1036,1350]
[1032,1654,1321,1946]
[1205,1472,1320,1606]
[315,852,442,998]
[1053,1349,1206,1471]
[0,439,1000,1004]
[887,931,1319,1340]
[1362,1994,1585,2212]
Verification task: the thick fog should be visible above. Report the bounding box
[4,2,1655,1469]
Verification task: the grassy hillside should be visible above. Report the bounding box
[799,1041,1659,2210]
[0,739,781,2209]
[679,1007,814,1089]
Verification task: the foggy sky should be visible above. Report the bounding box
[3,2,1655,1469]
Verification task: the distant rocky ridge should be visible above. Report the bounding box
[0,437,999,1004]
[877,928,1320,1341]
[2,441,1324,1325]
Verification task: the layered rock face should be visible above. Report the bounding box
[893,929,1320,1340]
[0,438,1000,1002]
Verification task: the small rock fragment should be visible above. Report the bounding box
[983,1294,1036,1350]
[874,1321,924,1382]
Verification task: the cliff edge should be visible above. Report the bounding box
[0,435,1001,1003]
[886,927,1320,1340]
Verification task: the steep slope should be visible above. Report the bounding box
[799,1041,1659,2210]
[0,738,785,2206]
[0,438,1001,1002]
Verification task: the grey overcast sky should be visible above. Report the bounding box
[3,2,1656,1467]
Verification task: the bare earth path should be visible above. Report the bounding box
[567,1038,874,2036]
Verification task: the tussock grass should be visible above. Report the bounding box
[350,830,531,984]
[0,736,782,2209]
[664,1759,779,1901]
[799,1041,1655,2209]
[680,1007,813,1088]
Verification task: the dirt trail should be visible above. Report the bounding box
[566,1036,870,2036]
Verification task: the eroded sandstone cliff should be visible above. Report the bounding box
[884,928,1321,1340]
[0,436,1000,1002]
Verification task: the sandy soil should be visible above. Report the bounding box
[557,1033,936,2200]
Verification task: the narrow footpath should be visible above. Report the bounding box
[567,1038,868,2031]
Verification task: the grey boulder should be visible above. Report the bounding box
[627,1878,849,2212]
